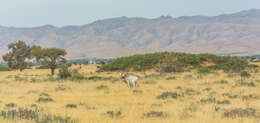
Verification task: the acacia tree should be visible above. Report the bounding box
[2,41,32,71]
[31,47,67,75]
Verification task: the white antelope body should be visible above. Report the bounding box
[121,73,139,88]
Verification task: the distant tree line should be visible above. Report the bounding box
[68,58,114,65]
[2,41,66,75]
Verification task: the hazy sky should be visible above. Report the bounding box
[0,0,259,27]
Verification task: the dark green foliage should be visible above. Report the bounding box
[185,88,200,95]
[100,52,164,71]
[55,87,66,91]
[66,104,77,108]
[236,81,256,87]
[144,111,166,118]
[197,67,211,74]
[37,97,54,103]
[0,66,11,71]
[96,85,108,90]
[39,93,49,97]
[217,100,231,105]
[242,94,260,101]
[208,58,249,73]
[58,64,71,79]
[106,110,122,118]
[87,76,103,81]
[2,41,32,71]
[38,93,53,103]
[160,64,184,73]
[70,69,85,81]
[31,47,67,75]
[240,71,251,80]
[214,80,228,84]
[157,92,183,99]
[222,93,240,99]
[203,88,212,91]
[200,98,216,104]
[5,103,17,108]
[99,52,250,72]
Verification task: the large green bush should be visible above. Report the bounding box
[99,52,252,72]
[0,66,11,71]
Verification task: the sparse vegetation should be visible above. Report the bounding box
[66,104,77,108]
[144,111,167,118]
[0,52,259,122]
[157,92,183,99]
[105,110,122,118]
[223,108,258,118]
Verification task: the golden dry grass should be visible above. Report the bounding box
[0,64,259,123]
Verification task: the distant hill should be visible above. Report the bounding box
[1,9,260,59]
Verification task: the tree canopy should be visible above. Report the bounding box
[31,47,67,75]
[2,41,32,71]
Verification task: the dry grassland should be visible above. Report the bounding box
[0,64,259,123]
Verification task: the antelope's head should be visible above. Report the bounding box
[120,73,127,79]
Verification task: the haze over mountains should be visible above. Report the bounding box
[1,9,260,59]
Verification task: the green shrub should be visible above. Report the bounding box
[144,111,166,118]
[157,92,183,100]
[37,97,54,103]
[223,108,258,118]
[197,67,211,74]
[5,103,17,108]
[96,85,109,90]
[105,110,122,118]
[58,65,71,79]
[240,71,251,81]
[99,52,249,72]
[0,106,76,122]
[0,66,11,71]
[160,64,183,73]
[66,104,77,108]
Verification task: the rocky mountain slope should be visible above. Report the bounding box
[1,9,260,58]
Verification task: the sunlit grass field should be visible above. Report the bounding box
[0,63,260,123]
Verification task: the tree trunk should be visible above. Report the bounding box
[51,68,55,75]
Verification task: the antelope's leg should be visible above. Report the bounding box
[127,81,130,88]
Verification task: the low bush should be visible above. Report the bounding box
[157,92,183,100]
[96,85,108,90]
[0,66,11,71]
[217,100,231,105]
[58,65,71,79]
[144,111,166,118]
[223,108,258,118]
[200,98,216,104]
[105,110,122,118]
[37,97,54,103]
[197,67,211,74]
[66,104,77,108]
[5,103,17,108]
[99,52,250,73]
[0,107,76,122]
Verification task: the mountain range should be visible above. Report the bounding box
[1,9,260,59]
